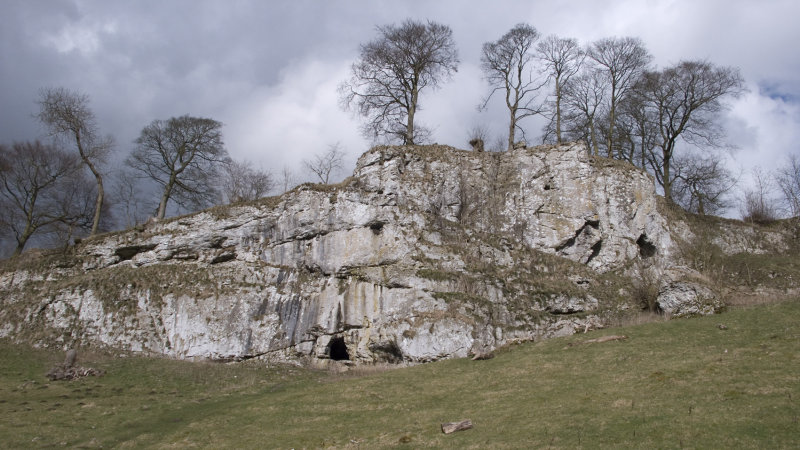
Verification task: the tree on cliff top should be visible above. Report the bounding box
[36,87,114,236]
[637,60,745,204]
[127,115,229,219]
[0,141,95,256]
[480,23,546,150]
[588,36,652,158]
[340,19,459,145]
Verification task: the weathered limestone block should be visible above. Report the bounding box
[657,281,723,317]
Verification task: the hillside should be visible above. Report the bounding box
[0,142,798,365]
[0,299,798,447]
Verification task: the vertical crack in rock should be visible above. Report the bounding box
[586,239,603,264]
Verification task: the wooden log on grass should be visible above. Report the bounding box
[441,419,473,434]
[584,335,627,344]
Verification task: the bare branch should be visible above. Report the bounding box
[303,143,345,184]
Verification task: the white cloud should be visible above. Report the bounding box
[224,58,366,180]
[728,86,800,173]
[41,18,117,55]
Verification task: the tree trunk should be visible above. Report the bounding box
[406,106,415,145]
[441,419,473,434]
[662,147,672,203]
[507,108,517,151]
[555,81,562,143]
[407,84,419,145]
[607,102,616,158]
[640,135,646,169]
[156,180,174,220]
[697,193,705,215]
[75,132,104,236]
[12,228,33,257]
[86,160,104,236]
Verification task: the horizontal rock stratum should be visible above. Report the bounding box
[1,142,791,365]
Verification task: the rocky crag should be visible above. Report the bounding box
[1,142,797,365]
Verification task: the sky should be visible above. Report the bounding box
[2,0,799,197]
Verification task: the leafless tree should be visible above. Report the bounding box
[127,115,229,219]
[775,153,800,217]
[0,141,93,256]
[740,167,780,224]
[221,160,274,203]
[340,19,459,145]
[618,88,658,168]
[671,153,737,215]
[588,37,652,158]
[561,70,607,155]
[304,143,345,184]
[111,169,152,229]
[481,23,546,150]
[537,35,584,144]
[467,125,490,152]
[280,166,296,194]
[36,87,113,236]
[637,60,745,203]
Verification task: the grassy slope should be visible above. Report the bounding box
[1,300,798,449]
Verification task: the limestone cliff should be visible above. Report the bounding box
[0,143,795,365]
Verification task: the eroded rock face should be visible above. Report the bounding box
[0,143,739,365]
[657,281,723,317]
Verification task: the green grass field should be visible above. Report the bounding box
[1,299,798,449]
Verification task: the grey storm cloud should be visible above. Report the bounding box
[2,0,799,193]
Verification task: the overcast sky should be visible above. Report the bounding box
[2,0,799,192]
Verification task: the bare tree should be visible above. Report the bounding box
[304,143,345,184]
[481,23,546,150]
[775,154,800,217]
[280,166,296,194]
[36,87,113,236]
[340,19,458,145]
[221,160,274,203]
[537,35,584,144]
[618,87,657,168]
[111,169,153,229]
[637,60,745,203]
[671,153,737,215]
[561,70,607,155]
[588,37,652,158]
[127,115,229,219]
[0,141,93,256]
[467,125,490,152]
[741,167,780,224]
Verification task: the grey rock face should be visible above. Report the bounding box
[0,142,736,365]
[657,281,723,317]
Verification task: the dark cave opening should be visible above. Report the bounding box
[369,221,385,235]
[328,336,350,361]
[637,234,657,258]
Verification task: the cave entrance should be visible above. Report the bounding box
[637,234,657,258]
[328,337,350,361]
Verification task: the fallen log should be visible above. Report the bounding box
[441,419,473,434]
[566,335,628,348]
[584,335,628,344]
[471,352,494,361]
